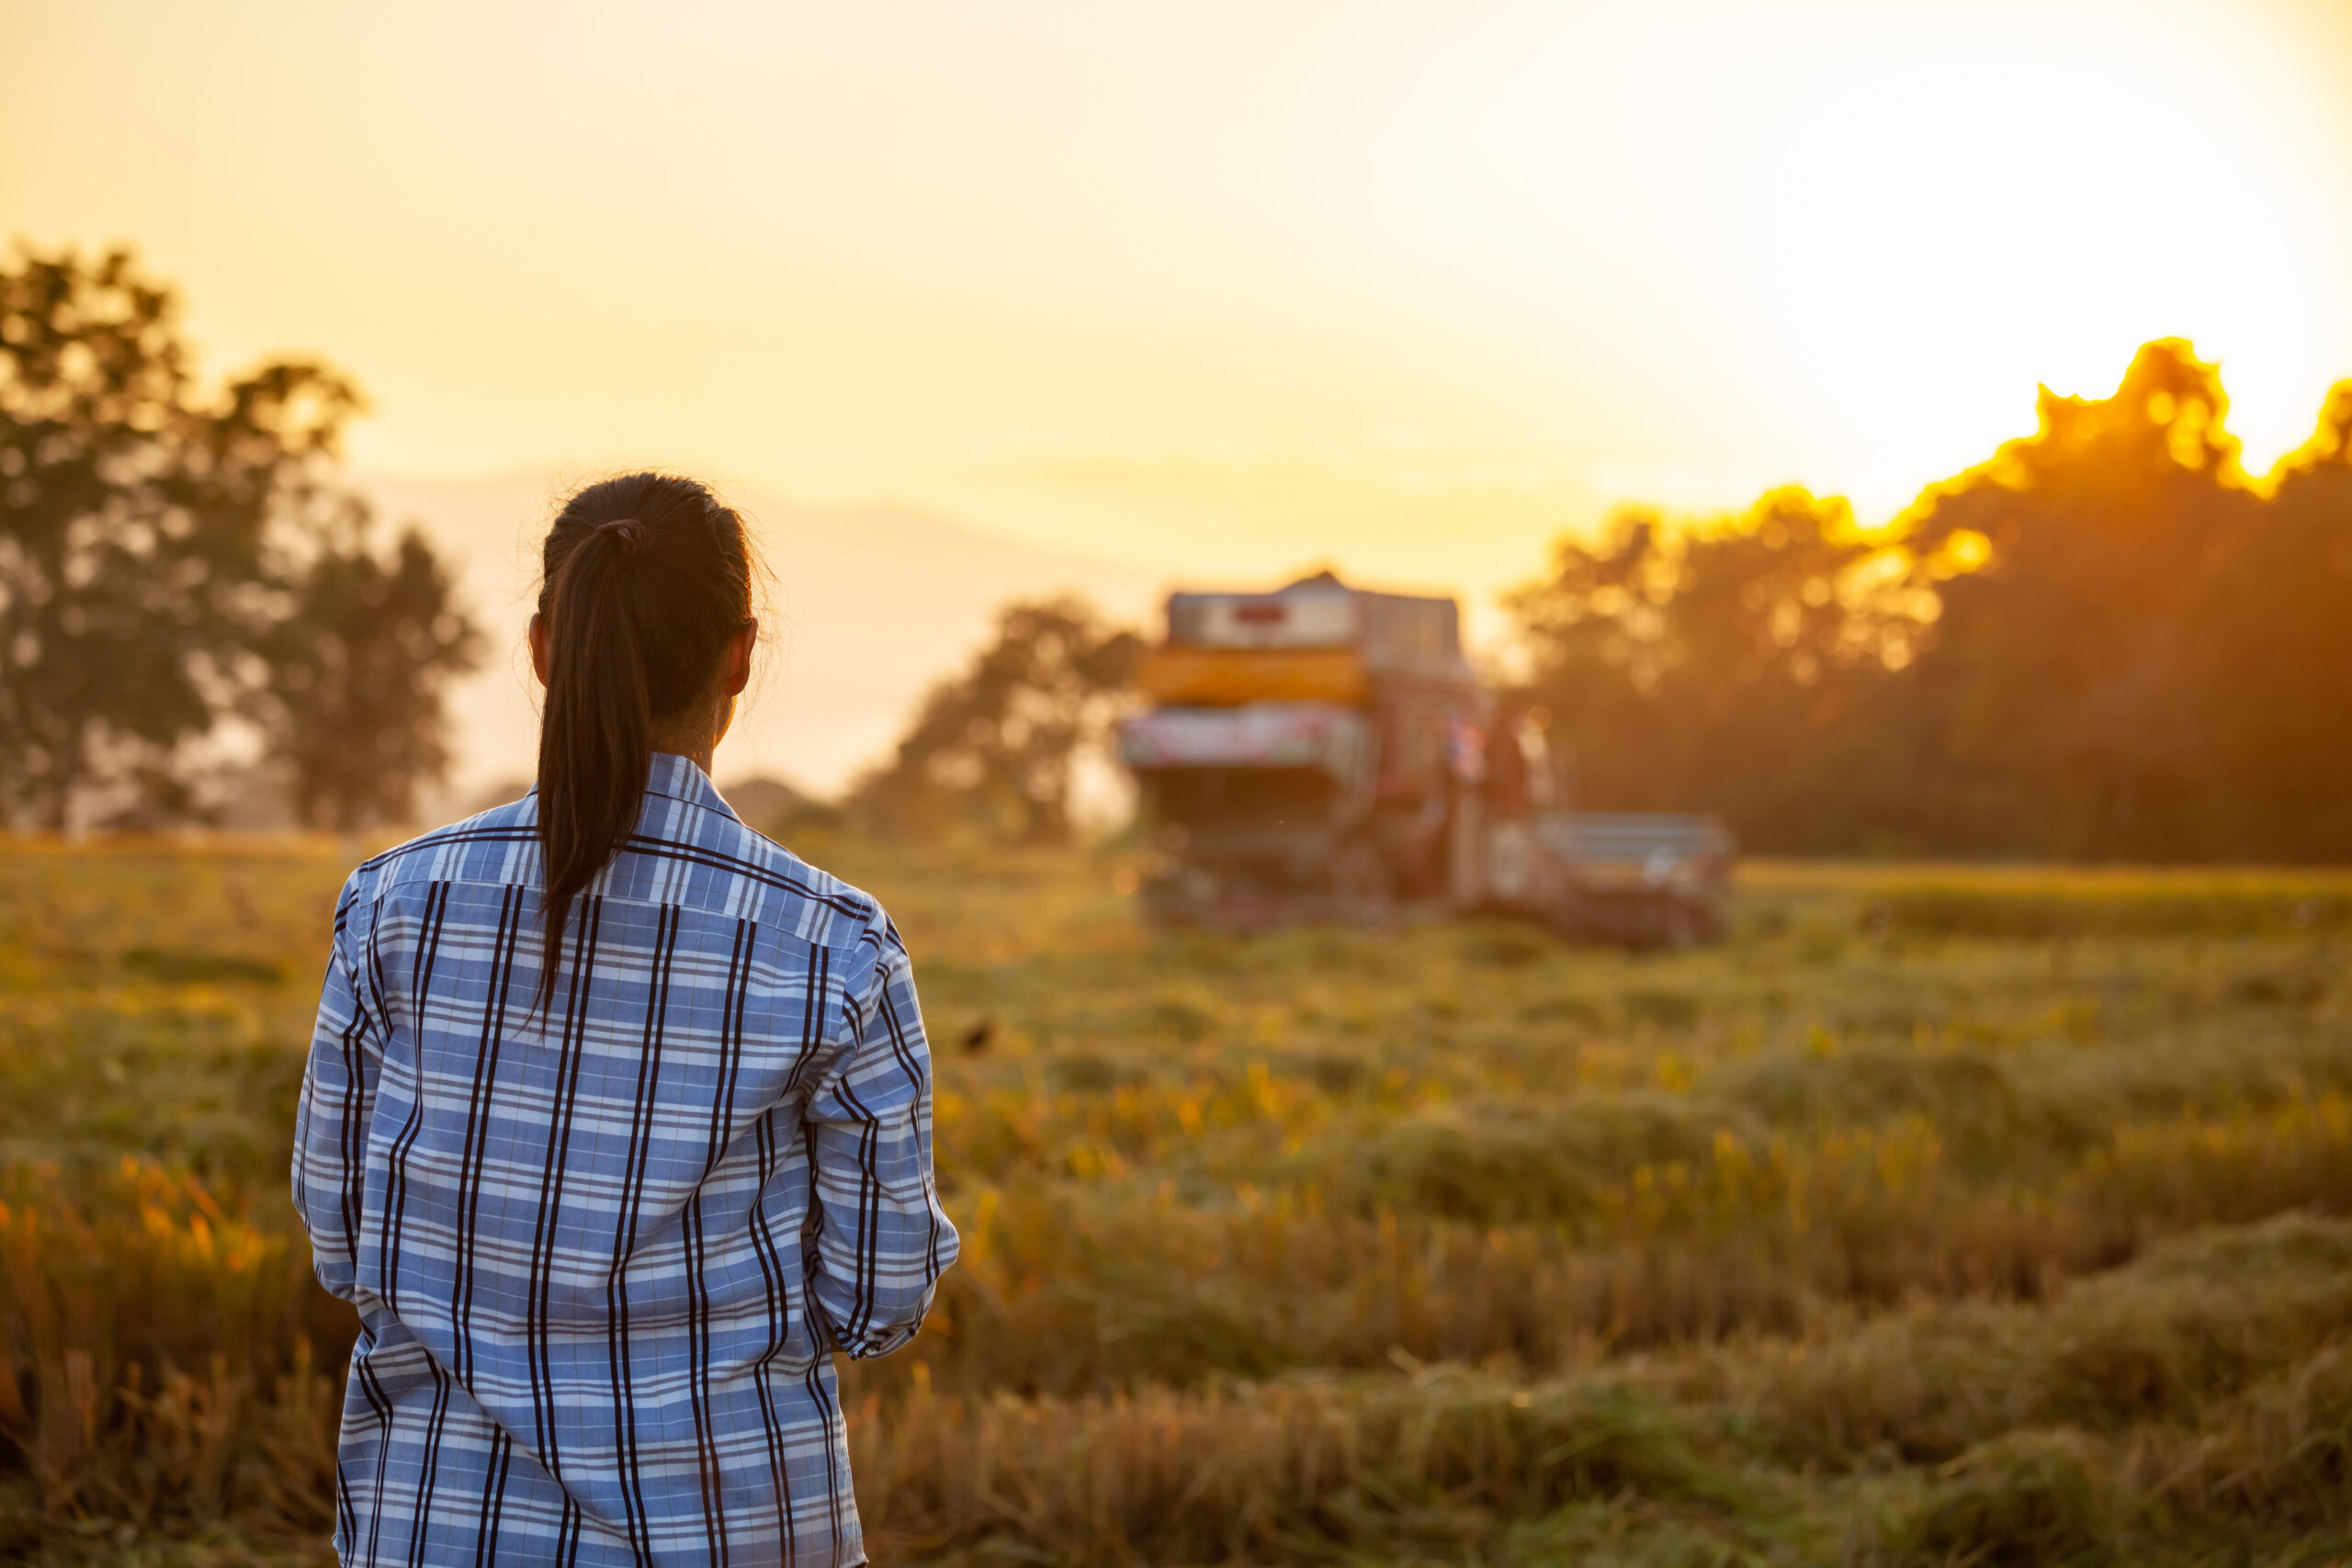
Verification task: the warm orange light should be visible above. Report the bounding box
[5,0,2345,794]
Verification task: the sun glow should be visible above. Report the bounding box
[1326,0,2349,524]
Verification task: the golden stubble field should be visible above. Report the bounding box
[2,834,2350,1565]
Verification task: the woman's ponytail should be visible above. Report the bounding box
[531,476,755,1018]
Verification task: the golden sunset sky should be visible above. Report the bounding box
[6,0,2351,790]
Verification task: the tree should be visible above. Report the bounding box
[849,595,1140,843]
[2198,380,2352,859]
[0,244,477,829]
[1903,339,2260,857]
[261,504,482,829]
[1505,488,1933,852]
[1506,339,2352,863]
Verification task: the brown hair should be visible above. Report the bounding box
[533,473,753,1015]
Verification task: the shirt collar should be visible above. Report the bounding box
[644,752,741,822]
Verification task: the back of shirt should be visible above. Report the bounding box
[293,756,955,1568]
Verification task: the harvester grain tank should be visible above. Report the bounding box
[1116,573,1734,943]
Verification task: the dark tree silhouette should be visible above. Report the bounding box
[0,244,478,829]
[1509,340,2352,862]
[262,507,483,829]
[1507,488,1931,852]
[2198,381,2352,860]
[850,595,1140,843]
[1902,340,2260,857]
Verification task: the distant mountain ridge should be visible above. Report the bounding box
[362,475,1167,821]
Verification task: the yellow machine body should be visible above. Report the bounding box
[1134,646,1373,707]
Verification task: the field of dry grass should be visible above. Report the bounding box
[3,833,2350,1564]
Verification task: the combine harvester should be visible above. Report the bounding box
[1116,572,1735,945]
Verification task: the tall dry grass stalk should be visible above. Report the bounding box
[0,1158,351,1525]
[848,1213,2352,1563]
[848,1368,1728,1562]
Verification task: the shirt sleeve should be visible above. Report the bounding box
[291,875,385,1305]
[801,916,959,1359]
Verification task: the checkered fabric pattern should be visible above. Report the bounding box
[292,754,956,1568]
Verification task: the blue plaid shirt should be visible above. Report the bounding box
[293,755,956,1568]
